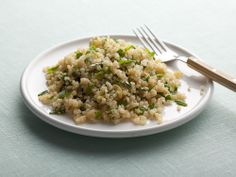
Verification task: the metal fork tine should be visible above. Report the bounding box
[140,26,164,54]
[136,28,160,55]
[132,29,149,50]
[144,24,168,52]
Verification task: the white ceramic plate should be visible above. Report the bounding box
[20,35,213,138]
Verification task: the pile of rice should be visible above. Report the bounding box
[38,37,186,125]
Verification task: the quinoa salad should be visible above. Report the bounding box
[38,37,187,125]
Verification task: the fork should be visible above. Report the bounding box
[133,25,236,92]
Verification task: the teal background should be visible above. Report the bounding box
[1,0,236,176]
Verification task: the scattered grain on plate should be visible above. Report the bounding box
[174,71,183,79]
[177,106,181,112]
[200,85,205,96]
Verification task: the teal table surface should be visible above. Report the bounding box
[1,0,236,176]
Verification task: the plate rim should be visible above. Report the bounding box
[20,34,214,138]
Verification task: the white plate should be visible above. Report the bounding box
[20,35,214,138]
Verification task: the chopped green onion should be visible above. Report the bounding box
[145,48,155,58]
[117,49,125,57]
[125,45,135,51]
[47,65,59,74]
[58,90,71,99]
[95,111,102,119]
[175,100,187,107]
[118,59,134,65]
[75,51,83,59]
[38,90,48,96]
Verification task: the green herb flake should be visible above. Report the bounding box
[117,99,128,106]
[175,100,187,107]
[173,87,178,93]
[145,48,155,58]
[148,86,155,92]
[123,81,132,88]
[165,95,172,101]
[157,92,165,97]
[112,76,121,85]
[125,45,135,51]
[85,57,92,64]
[95,111,102,119]
[62,72,67,78]
[164,82,171,92]
[75,51,83,59]
[143,76,150,82]
[95,70,105,79]
[58,90,71,99]
[118,59,134,65]
[149,103,155,109]
[49,96,54,100]
[134,108,144,115]
[106,67,112,74]
[72,68,80,79]
[47,65,59,74]
[49,107,65,114]
[135,106,148,115]
[90,45,96,51]
[156,73,164,78]
[38,90,48,96]
[80,105,86,111]
[117,49,125,57]
[138,87,149,92]
[62,74,72,86]
[95,66,111,79]
[85,84,94,95]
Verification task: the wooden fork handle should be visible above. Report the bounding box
[187,57,236,92]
